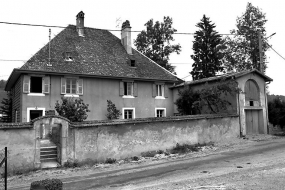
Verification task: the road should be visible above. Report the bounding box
[10,136,285,190]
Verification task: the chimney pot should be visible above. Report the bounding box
[121,20,132,55]
[76,11,85,37]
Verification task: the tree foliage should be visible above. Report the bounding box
[55,97,90,122]
[190,15,224,80]
[222,3,269,72]
[175,79,240,115]
[106,100,121,120]
[134,16,181,74]
[268,97,285,128]
[0,91,12,122]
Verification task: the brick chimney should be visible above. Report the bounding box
[76,11,85,37]
[121,20,132,54]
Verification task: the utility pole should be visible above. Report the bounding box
[258,31,264,73]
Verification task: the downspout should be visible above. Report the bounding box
[237,90,242,137]
[265,81,271,134]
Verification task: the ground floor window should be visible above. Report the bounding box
[27,107,45,122]
[122,108,135,119]
[155,108,166,117]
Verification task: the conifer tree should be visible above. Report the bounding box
[190,15,224,80]
[0,92,12,122]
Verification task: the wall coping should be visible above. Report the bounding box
[70,114,239,128]
[0,122,33,129]
[31,115,71,123]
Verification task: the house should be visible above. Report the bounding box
[171,69,273,135]
[5,11,180,122]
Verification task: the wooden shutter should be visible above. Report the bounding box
[42,76,50,94]
[23,75,30,93]
[77,79,83,95]
[164,85,168,98]
[61,78,66,94]
[133,82,138,97]
[152,84,156,97]
[119,81,124,96]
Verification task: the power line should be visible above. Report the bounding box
[0,59,26,62]
[265,42,285,61]
[0,21,240,36]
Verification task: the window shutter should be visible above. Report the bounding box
[133,82,138,97]
[42,76,50,94]
[119,81,124,96]
[61,78,66,94]
[77,79,83,95]
[163,85,169,98]
[23,75,30,93]
[164,85,168,98]
[152,84,156,97]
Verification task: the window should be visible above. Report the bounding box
[30,76,42,93]
[124,82,133,96]
[156,84,164,97]
[27,107,45,122]
[130,60,136,67]
[66,78,77,94]
[122,108,135,119]
[155,108,166,117]
[120,81,137,97]
[64,52,73,61]
[23,75,50,94]
[61,77,83,95]
[152,83,168,98]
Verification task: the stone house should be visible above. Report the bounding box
[171,69,273,135]
[5,11,180,123]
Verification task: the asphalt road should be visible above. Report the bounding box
[10,137,285,190]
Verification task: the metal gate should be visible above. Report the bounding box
[0,147,7,190]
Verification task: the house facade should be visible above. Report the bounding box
[171,69,273,135]
[5,12,179,122]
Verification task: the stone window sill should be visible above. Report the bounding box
[155,96,165,99]
[64,94,79,98]
[122,95,135,99]
[27,93,45,96]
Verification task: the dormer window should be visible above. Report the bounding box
[130,60,136,67]
[64,52,73,61]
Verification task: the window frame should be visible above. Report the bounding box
[122,107,135,119]
[27,107,45,122]
[155,108,166,117]
[124,82,133,96]
[61,77,83,96]
[23,75,50,96]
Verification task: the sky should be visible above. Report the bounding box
[0,0,284,95]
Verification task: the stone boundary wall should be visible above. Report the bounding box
[0,114,240,174]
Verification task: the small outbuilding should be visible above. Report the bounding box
[171,69,273,136]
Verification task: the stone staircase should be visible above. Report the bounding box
[40,139,59,168]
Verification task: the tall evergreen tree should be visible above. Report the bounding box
[190,15,224,80]
[222,3,268,72]
[0,92,12,122]
[134,16,181,74]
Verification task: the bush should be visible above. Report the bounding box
[63,159,79,168]
[141,151,157,157]
[105,158,116,164]
[106,100,121,120]
[55,97,90,122]
[170,143,200,154]
[131,156,140,161]
[30,178,63,190]
[268,97,285,128]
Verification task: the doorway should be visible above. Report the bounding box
[245,110,264,134]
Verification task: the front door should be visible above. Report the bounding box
[30,110,43,121]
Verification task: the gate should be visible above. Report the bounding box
[0,147,7,190]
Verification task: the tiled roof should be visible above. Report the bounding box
[20,25,178,82]
[171,69,273,88]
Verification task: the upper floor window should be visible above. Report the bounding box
[120,81,138,97]
[23,75,50,94]
[61,77,83,95]
[152,83,168,98]
[124,82,133,96]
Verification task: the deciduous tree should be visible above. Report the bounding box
[222,3,269,72]
[134,16,181,74]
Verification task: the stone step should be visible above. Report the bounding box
[41,161,59,169]
[40,154,57,159]
[40,157,57,162]
[41,150,57,155]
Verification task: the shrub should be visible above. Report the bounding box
[141,151,157,157]
[63,159,79,168]
[132,156,139,161]
[55,97,90,122]
[30,178,63,190]
[170,143,200,154]
[106,100,121,120]
[105,158,116,164]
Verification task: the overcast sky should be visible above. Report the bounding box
[0,0,284,95]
